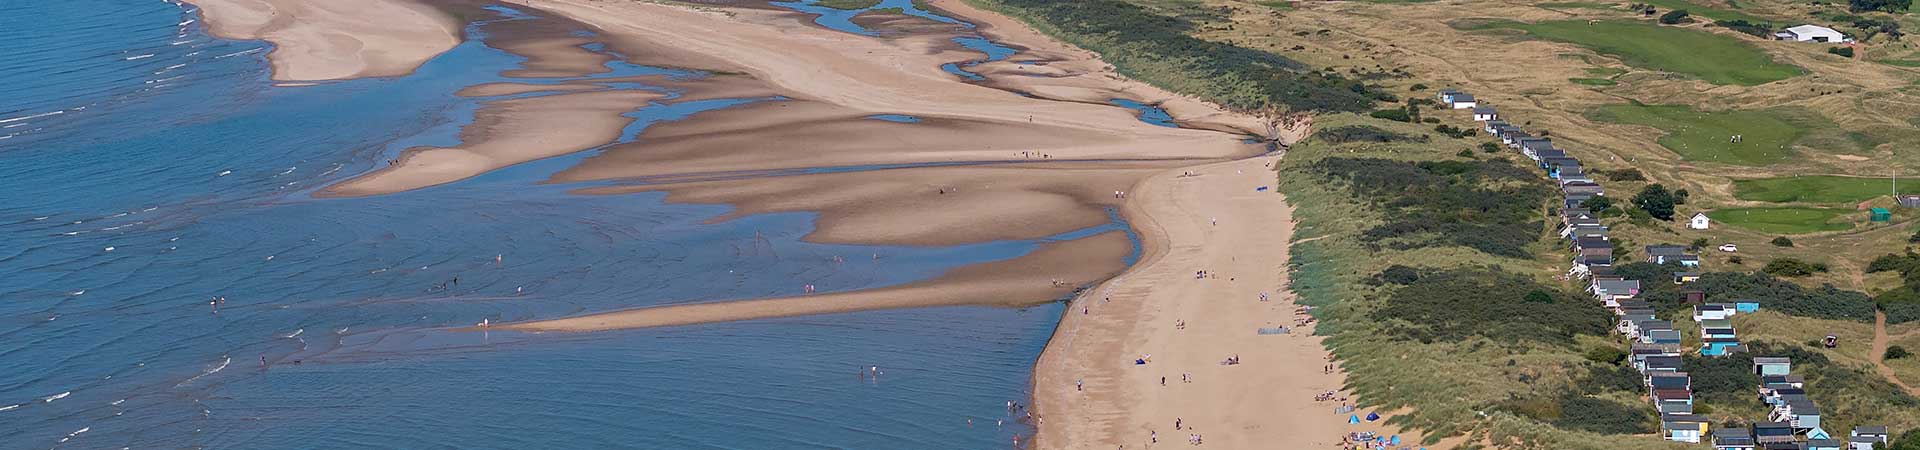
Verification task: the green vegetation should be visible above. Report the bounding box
[966,0,1387,112]
[1253,0,1294,9]
[1831,46,1858,58]
[1658,9,1691,24]
[1732,175,1916,203]
[1372,266,1612,345]
[1569,77,1618,86]
[1316,125,1428,143]
[1631,183,1679,221]
[1641,0,1767,21]
[1306,157,1549,258]
[1708,207,1853,234]
[1715,19,1778,38]
[1852,0,1913,13]
[1613,264,1875,320]
[1763,257,1831,277]
[1587,104,1803,166]
[1478,21,1799,86]
[816,0,884,9]
[1773,236,1796,247]
[1879,59,1920,67]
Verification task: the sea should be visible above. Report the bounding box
[0,0,1098,448]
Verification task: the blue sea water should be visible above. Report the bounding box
[1109,99,1178,128]
[0,2,1082,448]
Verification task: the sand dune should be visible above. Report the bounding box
[184,0,461,81]
[500,229,1132,332]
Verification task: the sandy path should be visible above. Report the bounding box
[1029,155,1360,449]
[183,0,461,81]
[1873,311,1920,395]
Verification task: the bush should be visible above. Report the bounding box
[1764,258,1827,277]
[1480,142,1501,153]
[1601,168,1646,181]
[1659,9,1691,24]
[1316,125,1426,144]
[1729,255,1744,265]
[1410,83,1428,91]
[1616,269,1876,321]
[1370,108,1413,122]
[1370,266,1613,346]
[1690,238,1710,251]
[1584,346,1628,364]
[1633,184,1678,221]
[1554,395,1656,434]
[1434,124,1476,138]
[1850,0,1911,13]
[1378,265,1422,285]
[1829,46,1856,58]
[1310,158,1549,258]
[1772,236,1795,247]
[1909,230,1920,243]
[1715,19,1776,38]
[1581,195,1615,212]
[1890,345,1914,360]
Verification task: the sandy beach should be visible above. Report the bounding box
[183,0,462,81]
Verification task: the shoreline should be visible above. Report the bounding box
[181,0,463,82]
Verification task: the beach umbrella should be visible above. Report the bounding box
[1365,412,1380,422]
[1349,415,1361,424]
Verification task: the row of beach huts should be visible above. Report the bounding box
[1440,89,1889,450]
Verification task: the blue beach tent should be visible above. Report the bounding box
[1365,412,1380,422]
[1390,435,1401,446]
[1348,415,1360,424]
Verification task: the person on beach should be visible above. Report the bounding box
[1076,378,1083,391]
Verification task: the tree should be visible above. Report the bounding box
[1674,189,1690,205]
[1830,47,1857,58]
[1889,345,1914,360]
[1370,108,1412,122]
[1690,238,1711,251]
[1582,196,1616,213]
[1633,184,1678,220]
[1480,142,1502,153]
[1660,9,1691,24]
[1772,236,1795,247]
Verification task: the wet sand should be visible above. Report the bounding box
[183,0,462,81]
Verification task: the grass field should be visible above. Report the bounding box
[1588,104,1804,166]
[1480,21,1800,86]
[1733,175,1917,203]
[1708,207,1854,233]
[1570,77,1618,85]
[1534,1,1616,9]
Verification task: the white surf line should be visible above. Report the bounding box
[125,54,155,61]
[0,110,64,124]
[43,391,70,403]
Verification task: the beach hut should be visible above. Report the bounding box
[1871,208,1892,222]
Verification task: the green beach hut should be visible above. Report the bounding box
[1872,208,1892,222]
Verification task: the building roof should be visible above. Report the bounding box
[1755,357,1792,365]
[1855,425,1889,436]
[1452,93,1476,102]
[1786,24,1843,37]
[1646,244,1688,256]
[1474,106,1496,114]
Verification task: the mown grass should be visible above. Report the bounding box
[816,0,883,9]
[1478,20,1800,86]
[1587,104,1803,166]
[1708,207,1854,234]
[1732,175,1917,203]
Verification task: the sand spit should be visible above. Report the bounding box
[321,89,662,197]
[500,229,1133,332]
[578,162,1178,246]
[183,0,461,81]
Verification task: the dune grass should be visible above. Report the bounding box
[1481,20,1800,86]
[1570,77,1618,86]
[1534,1,1616,9]
[1588,104,1804,166]
[1707,207,1854,234]
[1732,175,1917,203]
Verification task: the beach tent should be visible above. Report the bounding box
[1135,358,1146,365]
[1366,412,1380,422]
[1349,415,1361,424]
[1390,435,1401,446]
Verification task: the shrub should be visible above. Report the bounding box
[1729,256,1744,265]
[1763,258,1826,277]
[1850,0,1911,13]
[1909,230,1920,243]
[1378,265,1422,285]
[1370,266,1613,345]
[1554,395,1656,434]
[1659,9,1691,24]
[1829,46,1856,58]
[1310,158,1549,258]
[1581,195,1615,212]
[1690,238,1710,251]
[1584,346,1628,364]
[1316,125,1426,144]
[1410,83,1428,91]
[1370,108,1412,122]
[1890,345,1914,360]
[1601,168,1646,181]
[1772,236,1795,247]
[1715,19,1776,38]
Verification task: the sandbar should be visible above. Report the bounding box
[184,0,462,81]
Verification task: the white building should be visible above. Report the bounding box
[1449,93,1477,109]
[1776,25,1851,43]
[1472,106,1498,122]
[1688,212,1711,230]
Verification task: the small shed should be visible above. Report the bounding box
[1754,357,1792,376]
[1777,25,1850,43]
[1473,106,1499,121]
[1449,93,1478,109]
[1899,195,1920,208]
[1689,212,1711,230]
[1871,208,1892,222]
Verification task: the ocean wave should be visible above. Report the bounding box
[125,54,155,61]
[0,404,18,412]
[0,110,64,124]
[43,391,69,403]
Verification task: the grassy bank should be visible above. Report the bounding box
[1587,104,1804,166]
[1477,21,1800,86]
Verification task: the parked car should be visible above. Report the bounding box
[1719,244,1738,253]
